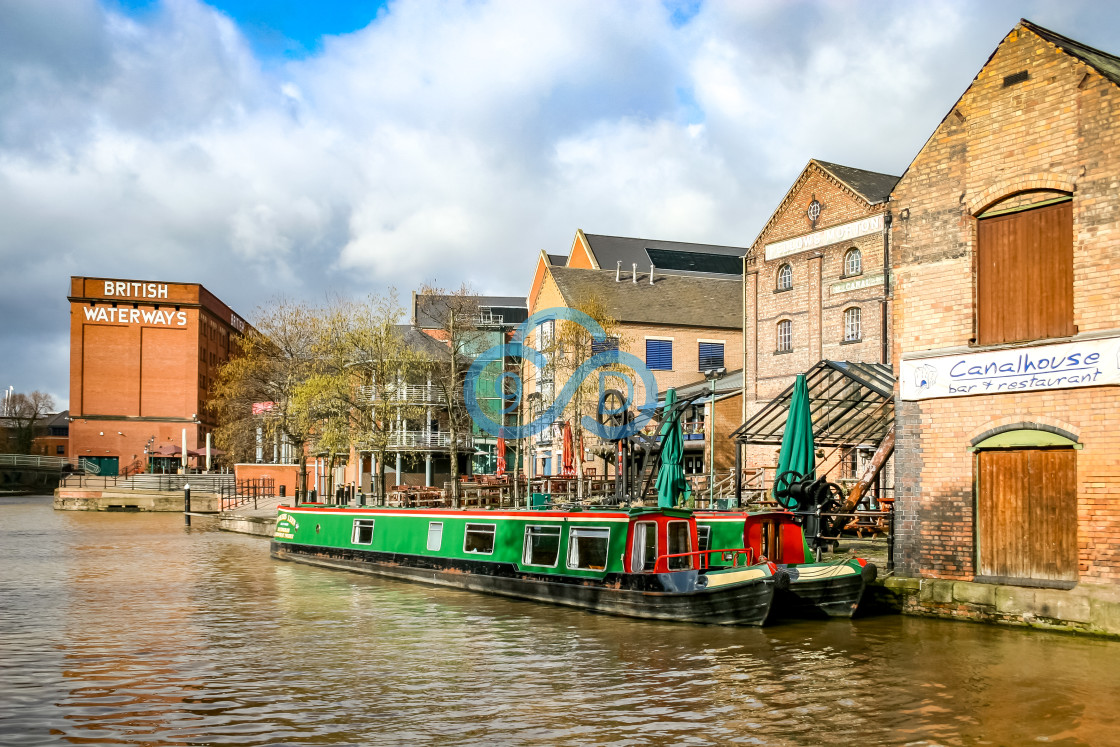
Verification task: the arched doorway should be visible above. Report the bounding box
[973,428,1079,587]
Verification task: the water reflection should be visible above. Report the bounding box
[1,495,1118,746]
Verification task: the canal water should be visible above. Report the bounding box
[3,495,1120,746]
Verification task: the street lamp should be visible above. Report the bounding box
[704,367,726,506]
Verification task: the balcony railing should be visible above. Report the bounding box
[358,431,473,451]
[358,383,446,405]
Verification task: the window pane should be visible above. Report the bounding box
[698,342,725,370]
[523,525,562,566]
[645,339,673,370]
[632,522,657,571]
[844,307,861,341]
[696,525,711,552]
[777,264,792,290]
[777,320,792,351]
[667,520,692,570]
[845,248,862,276]
[427,522,443,551]
[352,519,374,545]
[464,523,496,554]
[568,527,610,570]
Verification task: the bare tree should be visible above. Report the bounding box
[415,284,489,507]
[3,390,56,454]
[213,299,328,500]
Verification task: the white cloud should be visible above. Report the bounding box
[3,0,1120,405]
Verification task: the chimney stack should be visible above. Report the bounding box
[632,263,637,283]
[649,265,655,285]
[616,261,621,282]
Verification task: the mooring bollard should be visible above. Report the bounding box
[184,483,191,526]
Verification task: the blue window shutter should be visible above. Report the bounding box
[698,342,724,370]
[591,336,620,355]
[646,339,672,370]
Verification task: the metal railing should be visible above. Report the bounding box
[0,454,99,473]
[359,431,473,450]
[220,477,276,511]
[357,383,446,405]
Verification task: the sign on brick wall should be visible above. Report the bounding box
[764,214,884,261]
[900,335,1120,400]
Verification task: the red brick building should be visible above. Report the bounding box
[890,21,1120,631]
[738,159,898,476]
[68,277,247,475]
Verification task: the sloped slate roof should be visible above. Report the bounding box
[547,253,566,265]
[1025,19,1120,87]
[414,294,526,329]
[583,234,747,278]
[548,266,741,329]
[813,160,900,205]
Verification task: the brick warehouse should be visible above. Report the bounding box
[889,20,1120,634]
[738,159,898,477]
[68,276,248,475]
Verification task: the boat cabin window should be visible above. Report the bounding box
[696,525,711,553]
[567,527,610,571]
[667,520,693,570]
[427,522,443,551]
[352,519,375,545]
[522,525,562,567]
[631,522,657,572]
[464,523,496,555]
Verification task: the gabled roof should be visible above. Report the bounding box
[547,253,566,265]
[813,160,899,205]
[1025,19,1120,87]
[747,159,898,256]
[548,266,741,329]
[582,234,746,278]
[731,360,894,448]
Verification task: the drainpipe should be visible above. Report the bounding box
[882,209,892,365]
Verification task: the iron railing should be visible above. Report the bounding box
[220,477,276,511]
[357,383,446,405]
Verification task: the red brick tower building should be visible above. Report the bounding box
[68,276,247,475]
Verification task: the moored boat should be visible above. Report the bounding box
[696,510,876,618]
[270,504,785,625]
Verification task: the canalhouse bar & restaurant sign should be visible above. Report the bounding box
[900,335,1120,401]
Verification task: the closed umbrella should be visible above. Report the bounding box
[655,388,690,508]
[495,437,507,475]
[773,373,816,502]
[561,422,575,476]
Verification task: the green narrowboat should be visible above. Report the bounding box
[695,510,876,618]
[270,504,786,625]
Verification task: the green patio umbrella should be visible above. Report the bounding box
[655,388,691,508]
[773,374,816,502]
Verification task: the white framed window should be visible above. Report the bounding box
[696,525,712,553]
[567,527,610,571]
[522,525,562,567]
[352,519,374,545]
[844,307,862,342]
[777,320,792,352]
[844,248,862,276]
[777,263,793,291]
[667,520,693,570]
[427,522,443,551]
[464,523,496,554]
[631,521,658,572]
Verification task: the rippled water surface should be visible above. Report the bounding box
[3,495,1120,746]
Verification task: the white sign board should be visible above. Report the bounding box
[900,336,1120,401]
[831,273,885,295]
[764,214,884,262]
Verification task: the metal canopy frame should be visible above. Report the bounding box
[731,360,895,448]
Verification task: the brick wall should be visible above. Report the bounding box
[890,23,1120,582]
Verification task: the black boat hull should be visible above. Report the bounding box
[772,563,877,618]
[271,541,777,626]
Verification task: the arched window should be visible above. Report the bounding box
[844,307,861,342]
[776,320,792,352]
[844,248,862,276]
[776,264,792,291]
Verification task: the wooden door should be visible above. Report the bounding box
[977,200,1074,345]
[977,448,1078,584]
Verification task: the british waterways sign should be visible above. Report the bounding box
[900,335,1120,401]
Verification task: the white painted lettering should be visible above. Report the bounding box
[104,281,115,296]
[116,282,127,296]
[157,285,168,298]
[84,306,98,321]
[176,311,187,326]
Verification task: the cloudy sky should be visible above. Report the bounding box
[3,0,1119,409]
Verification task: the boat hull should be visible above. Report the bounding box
[772,562,877,618]
[271,541,777,626]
